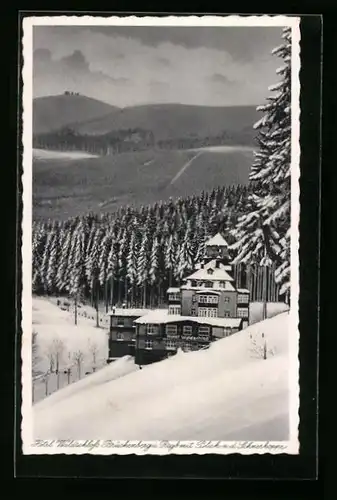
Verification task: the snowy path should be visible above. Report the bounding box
[168,151,203,186]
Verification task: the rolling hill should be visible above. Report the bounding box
[33,94,118,134]
[69,102,259,142]
[33,147,254,220]
[33,95,258,144]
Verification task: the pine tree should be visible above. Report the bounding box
[106,236,118,308]
[164,234,177,287]
[176,224,195,280]
[149,235,160,305]
[137,233,150,307]
[229,27,291,299]
[69,226,86,324]
[46,222,62,294]
[126,231,139,306]
[55,227,73,293]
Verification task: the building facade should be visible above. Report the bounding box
[107,308,149,363]
[106,233,251,365]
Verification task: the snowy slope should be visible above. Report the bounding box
[33,297,109,374]
[34,311,290,441]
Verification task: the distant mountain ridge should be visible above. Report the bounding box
[33,94,119,134]
[33,94,259,144]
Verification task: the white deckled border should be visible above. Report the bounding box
[21,14,301,456]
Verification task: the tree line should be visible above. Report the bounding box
[32,183,283,313]
[33,127,255,157]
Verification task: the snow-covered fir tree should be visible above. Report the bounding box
[164,234,177,287]
[230,27,291,299]
[137,233,149,306]
[126,230,139,305]
[176,223,195,280]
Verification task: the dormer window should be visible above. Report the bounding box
[207,268,214,275]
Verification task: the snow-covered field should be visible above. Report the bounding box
[32,297,109,402]
[33,148,99,160]
[34,311,290,442]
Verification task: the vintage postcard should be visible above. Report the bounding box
[21,14,301,455]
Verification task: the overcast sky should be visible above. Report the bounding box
[33,25,284,107]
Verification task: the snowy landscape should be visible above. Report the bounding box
[34,307,290,441]
[23,20,298,451]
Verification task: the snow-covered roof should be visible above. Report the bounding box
[237,288,250,294]
[205,259,232,271]
[184,267,234,282]
[106,308,151,317]
[167,287,180,294]
[205,233,229,247]
[181,283,236,292]
[134,309,242,328]
[195,290,221,295]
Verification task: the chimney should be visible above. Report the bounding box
[215,259,220,269]
[201,260,205,269]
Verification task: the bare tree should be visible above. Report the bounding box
[72,350,84,380]
[45,343,55,373]
[52,339,65,388]
[32,331,43,380]
[249,332,274,360]
[42,370,51,397]
[88,339,99,372]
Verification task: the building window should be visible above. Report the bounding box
[183,325,192,335]
[165,339,177,350]
[145,339,153,349]
[223,328,231,337]
[198,307,218,318]
[168,305,181,315]
[147,324,158,335]
[168,293,180,301]
[204,280,213,288]
[238,294,249,304]
[224,311,230,317]
[224,297,230,303]
[198,295,219,304]
[110,317,118,326]
[166,324,178,336]
[117,318,125,326]
[237,307,249,318]
[191,280,197,287]
[116,332,124,340]
[207,269,214,275]
[191,307,197,316]
[197,281,203,287]
[198,326,210,335]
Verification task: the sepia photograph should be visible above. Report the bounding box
[21,15,300,455]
